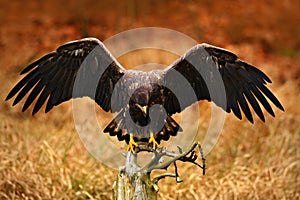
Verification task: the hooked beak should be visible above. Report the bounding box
[137,104,147,116]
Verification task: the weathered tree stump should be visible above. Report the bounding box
[112,142,205,200]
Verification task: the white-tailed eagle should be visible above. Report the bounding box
[6,38,284,152]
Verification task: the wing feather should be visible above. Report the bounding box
[22,80,44,112]
[6,38,125,114]
[243,86,265,122]
[164,43,284,123]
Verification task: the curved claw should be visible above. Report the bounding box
[127,134,138,153]
[148,133,159,149]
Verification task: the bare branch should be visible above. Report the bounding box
[114,142,206,199]
[152,173,177,184]
[142,142,205,173]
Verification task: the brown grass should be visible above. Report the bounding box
[1,0,299,199]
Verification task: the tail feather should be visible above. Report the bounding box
[104,113,182,144]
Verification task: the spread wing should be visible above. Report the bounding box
[163,44,284,123]
[6,38,125,114]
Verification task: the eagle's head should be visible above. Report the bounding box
[129,86,152,126]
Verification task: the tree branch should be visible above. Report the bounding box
[140,142,206,174]
[113,142,206,199]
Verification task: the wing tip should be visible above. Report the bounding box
[248,117,254,124]
[32,108,38,115]
[5,94,12,101]
[259,116,266,123]
[277,102,285,112]
[21,106,28,113]
[6,87,19,101]
[20,66,31,75]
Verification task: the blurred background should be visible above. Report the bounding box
[0,0,299,199]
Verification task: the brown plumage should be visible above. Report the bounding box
[6,38,284,146]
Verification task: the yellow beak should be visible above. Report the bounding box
[137,104,147,115]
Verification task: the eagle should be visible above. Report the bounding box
[6,38,284,152]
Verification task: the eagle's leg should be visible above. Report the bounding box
[127,134,138,153]
[148,133,159,149]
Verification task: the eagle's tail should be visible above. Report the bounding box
[104,113,182,144]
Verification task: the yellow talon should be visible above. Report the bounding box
[148,133,159,149]
[127,134,138,153]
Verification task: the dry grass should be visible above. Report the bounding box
[1,0,299,199]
